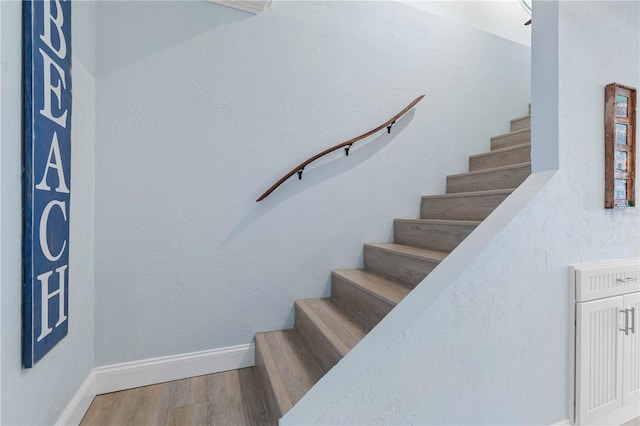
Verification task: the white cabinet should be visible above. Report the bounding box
[570,260,640,425]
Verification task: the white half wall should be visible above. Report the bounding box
[0,2,97,425]
[93,0,530,367]
[282,1,640,424]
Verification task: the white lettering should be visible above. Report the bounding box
[38,48,68,128]
[39,200,67,262]
[36,265,68,342]
[35,132,70,193]
[40,0,67,59]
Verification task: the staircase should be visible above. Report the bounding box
[255,111,532,424]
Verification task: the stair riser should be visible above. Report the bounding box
[254,336,285,423]
[363,246,438,288]
[331,273,395,332]
[420,192,511,221]
[469,145,530,171]
[294,304,340,373]
[447,165,530,193]
[393,221,476,252]
[491,129,530,150]
[511,116,530,131]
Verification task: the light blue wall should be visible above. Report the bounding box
[0,2,96,424]
[92,0,531,366]
[283,1,639,424]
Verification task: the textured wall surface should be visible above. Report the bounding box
[93,0,530,366]
[282,1,640,424]
[0,2,97,424]
[400,0,531,46]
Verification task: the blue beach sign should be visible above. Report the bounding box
[23,0,72,368]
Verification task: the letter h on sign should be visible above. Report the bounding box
[23,0,72,368]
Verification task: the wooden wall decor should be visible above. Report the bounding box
[605,83,636,209]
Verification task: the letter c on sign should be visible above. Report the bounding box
[39,199,67,262]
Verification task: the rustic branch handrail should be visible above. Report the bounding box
[256,94,425,202]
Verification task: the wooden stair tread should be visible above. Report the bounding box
[332,269,410,306]
[491,128,530,151]
[469,143,531,159]
[491,127,530,140]
[511,114,530,122]
[255,330,324,417]
[447,162,531,178]
[394,218,481,226]
[420,188,515,221]
[295,298,366,358]
[394,218,478,252]
[364,242,448,262]
[421,188,515,200]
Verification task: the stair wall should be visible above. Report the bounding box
[282,2,640,424]
[92,0,531,369]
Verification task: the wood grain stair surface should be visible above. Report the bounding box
[363,242,447,288]
[393,218,480,252]
[253,107,532,423]
[254,330,324,422]
[469,143,531,171]
[420,188,514,221]
[491,127,531,151]
[295,298,367,372]
[510,115,531,132]
[331,269,410,331]
[446,162,531,194]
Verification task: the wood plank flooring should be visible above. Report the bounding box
[80,368,270,426]
[80,367,640,426]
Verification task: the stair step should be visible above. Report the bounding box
[469,143,531,171]
[363,242,446,288]
[394,219,479,252]
[421,188,514,221]
[491,128,530,151]
[510,115,531,132]
[446,162,531,194]
[331,269,410,331]
[294,298,367,373]
[255,330,324,422]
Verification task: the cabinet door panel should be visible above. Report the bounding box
[576,296,624,424]
[623,292,640,406]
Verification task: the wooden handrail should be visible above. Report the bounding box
[256,94,425,201]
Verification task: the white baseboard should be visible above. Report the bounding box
[56,371,96,426]
[94,343,255,394]
[57,343,254,426]
[551,420,571,426]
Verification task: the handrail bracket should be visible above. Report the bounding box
[387,120,396,134]
[345,144,353,156]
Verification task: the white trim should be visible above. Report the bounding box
[550,419,571,426]
[57,343,254,425]
[206,0,271,14]
[94,343,254,394]
[55,371,96,426]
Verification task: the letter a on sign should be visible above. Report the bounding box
[23,0,72,368]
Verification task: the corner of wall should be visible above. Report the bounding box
[531,0,559,172]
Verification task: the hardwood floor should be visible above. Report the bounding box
[80,368,270,426]
[80,367,640,426]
